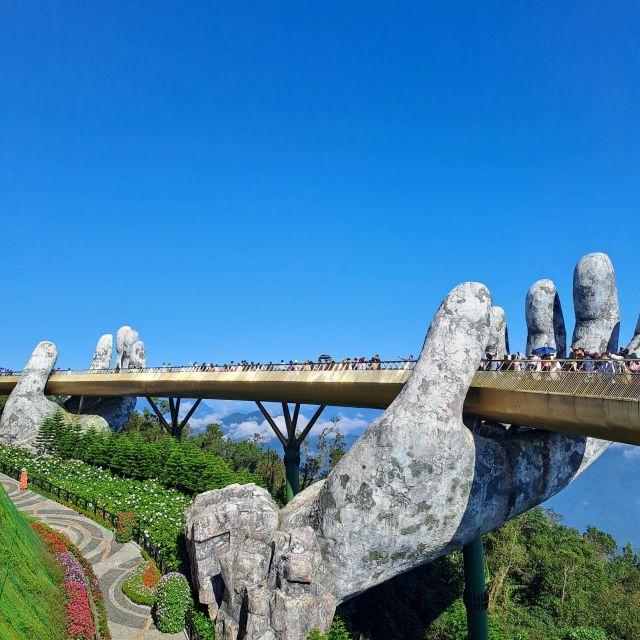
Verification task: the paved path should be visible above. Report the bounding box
[1,473,184,640]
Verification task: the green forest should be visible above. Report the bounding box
[339,507,640,640]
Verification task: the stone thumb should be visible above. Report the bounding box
[20,341,58,395]
[400,282,492,420]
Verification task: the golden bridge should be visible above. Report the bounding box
[1,361,639,446]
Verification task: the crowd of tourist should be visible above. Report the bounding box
[482,348,640,373]
[2,350,639,376]
[158,354,414,372]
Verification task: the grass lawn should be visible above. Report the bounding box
[0,483,66,640]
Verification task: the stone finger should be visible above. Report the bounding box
[89,334,113,370]
[0,341,62,446]
[116,325,140,369]
[486,306,510,357]
[571,252,620,353]
[525,279,566,357]
[627,315,640,355]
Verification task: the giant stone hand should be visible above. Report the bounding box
[185,252,623,640]
[0,341,110,447]
[64,326,146,431]
[0,325,146,447]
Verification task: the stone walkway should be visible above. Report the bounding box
[0,473,185,640]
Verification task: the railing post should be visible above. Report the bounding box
[463,536,489,640]
[283,445,300,504]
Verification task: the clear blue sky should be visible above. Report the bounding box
[1,1,638,370]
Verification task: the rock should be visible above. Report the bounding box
[0,341,62,446]
[486,306,509,356]
[525,279,566,357]
[116,326,140,369]
[186,253,618,639]
[184,484,335,640]
[89,334,113,370]
[628,316,640,355]
[129,340,146,368]
[0,342,108,448]
[571,252,620,353]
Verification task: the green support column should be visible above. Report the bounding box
[462,536,489,640]
[283,445,301,503]
[255,401,324,504]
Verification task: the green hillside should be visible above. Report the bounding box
[0,483,66,640]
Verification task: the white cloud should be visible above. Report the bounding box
[227,419,278,441]
[223,411,371,442]
[610,442,640,459]
[312,414,369,436]
[143,397,373,442]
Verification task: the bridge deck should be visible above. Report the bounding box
[1,369,639,445]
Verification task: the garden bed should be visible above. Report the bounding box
[31,521,111,640]
[0,445,191,567]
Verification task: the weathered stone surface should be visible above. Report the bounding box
[184,484,334,640]
[0,342,108,448]
[628,316,640,355]
[0,341,62,446]
[571,252,620,353]
[89,334,113,370]
[116,326,140,369]
[486,306,509,356]
[186,253,619,639]
[525,279,566,357]
[129,340,146,369]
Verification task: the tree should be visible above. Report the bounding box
[36,410,69,455]
[256,449,285,499]
[121,407,165,442]
[300,426,347,489]
[56,419,82,459]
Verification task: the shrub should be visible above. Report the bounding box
[563,628,609,640]
[189,607,216,640]
[307,616,352,640]
[122,561,161,606]
[424,599,502,640]
[155,572,192,633]
[116,511,136,543]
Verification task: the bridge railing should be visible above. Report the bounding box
[0,359,418,376]
[473,366,640,400]
[2,358,639,381]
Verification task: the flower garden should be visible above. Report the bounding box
[122,560,160,606]
[31,522,111,640]
[0,444,192,567]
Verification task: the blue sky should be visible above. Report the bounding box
[1,1,638,371]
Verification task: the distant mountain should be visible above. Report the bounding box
[221,410,264,426]
[186,402,640,549]
[544,445,640,548]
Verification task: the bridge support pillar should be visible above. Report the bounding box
[283,445,301,503]
[463,536,489,640]
[255,400,326,503]
[146,396,202,438]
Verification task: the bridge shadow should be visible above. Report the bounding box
[337,553,462,640]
